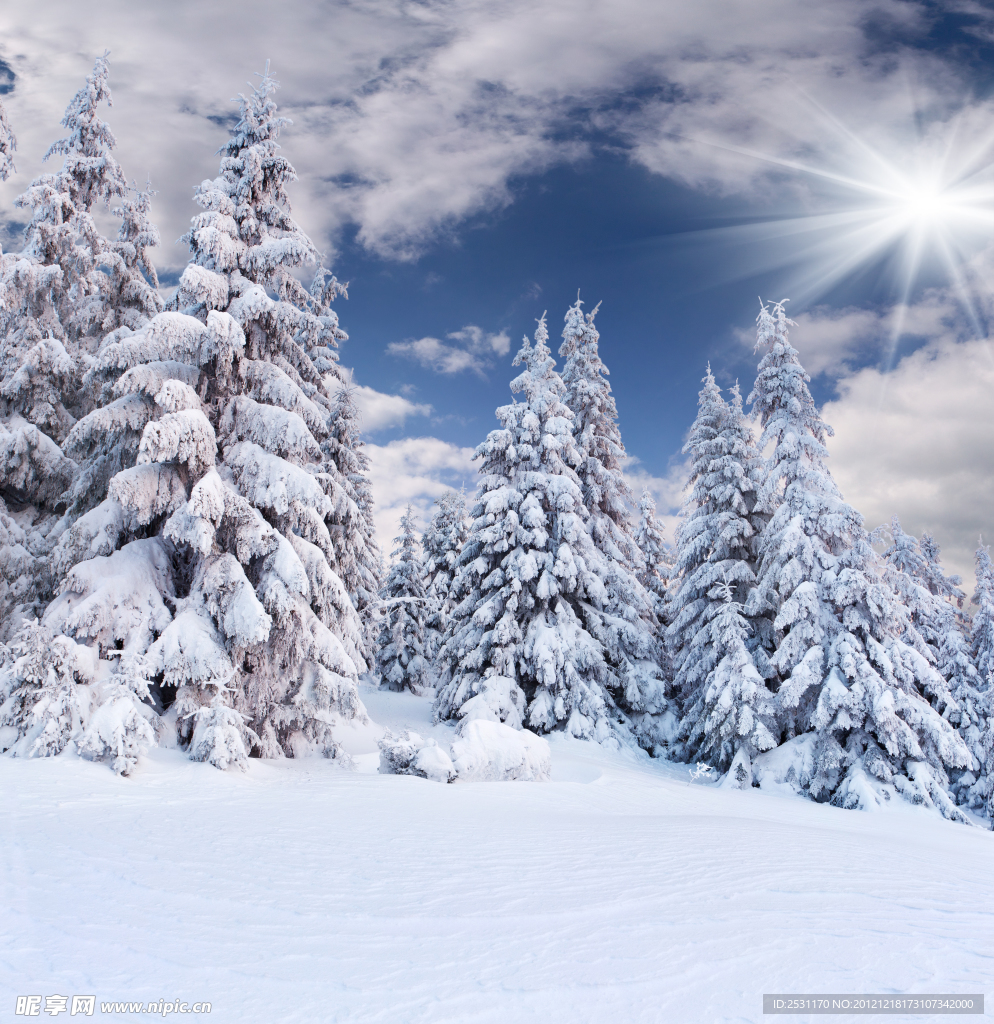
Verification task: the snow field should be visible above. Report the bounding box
[2,685,991,1024]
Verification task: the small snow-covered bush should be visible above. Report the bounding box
[450,719,551,782]
[378,730,455,783]
[379,721,551,783]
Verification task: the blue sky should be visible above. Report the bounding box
[1,0,993,582]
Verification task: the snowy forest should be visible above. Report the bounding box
[1,56,991,827]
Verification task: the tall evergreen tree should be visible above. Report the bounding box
[0,95,15,182]
[877,518,985,807]
[0,56,145,643]
[669,367,767,764]
[377,505,430,693]
[558,298,669,747]
[324,382,382,667]
[971,544,994,689]
[633,488,671,618]
[970,545,994,818]
[746,300,969,817]
[687,576,777,782]
[422,489,468,665]
[40,65,370,770]
[435,316,622,740]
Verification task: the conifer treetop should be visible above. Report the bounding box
[0,97,16,182]
[42,52,127,214]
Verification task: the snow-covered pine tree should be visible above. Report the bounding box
[634,488,671,617]
[876,518,985,807]
[10,52,128,360]
[747,300,969,817]
[969,544,994,817]
[377,505,430,694]
[0,55,148,642]
[62,179,165,522]
[971,544,994,689]
[688,576,777,784]
[323,381,382,667]
[422,489,468,664]
[0,95,15,182]
[558,298,670,748]
[668,367,768,764]
[44,65,370,770]
[101,179,164,335]
[435,315,626,741]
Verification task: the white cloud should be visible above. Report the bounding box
[622,453,690,548]
[824,337,994,593]
[0,0,980,267]
[350,383,432,433]
[366,435,476,554]
[387,324,511,376]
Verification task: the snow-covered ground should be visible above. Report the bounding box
[2,683,992,1024]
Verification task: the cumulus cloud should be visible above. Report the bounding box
[824,337,994,592]
[350,383,432,433]
[366,436,476,554]
[388,324,511,376]
[622,453,690,548]
[0,0,982,268]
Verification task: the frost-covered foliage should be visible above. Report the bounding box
[559,299,671,749]
[875,519,987,808]
[686,577,777,783]
[379,720,551,783]
[422,489,468,662]
[0,96,16,183]
[377,505,430,694]
[970,545,994,816]
[0,414,77,641]
[634,488,671,617]
[43,66,370,771]
[971,544,994,689]
[9,53,131,356]
[746,300,969,820]
[0,620,154,775]
[0,56,159,644]
[670,369,768,761]
[436,316,648,744]
[323,383,381,664]
[101,179,164,334]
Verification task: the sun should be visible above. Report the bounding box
[895,183,954,226]
[673,103,994,337]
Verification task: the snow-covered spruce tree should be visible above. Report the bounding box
[322,381,382,667]
[634,488,672,618]
[7,52,129,365]
[62,180,165,522]
[876,518,985,807]
[0,95,15,182]
[970,545,994,816]
[45,66,370,770]
[435,316,628,741]
[746,300,969,817]
[0,56,154,643]
[101,179,164,335]
[377,505,430,693]
[687,576,777,783]
[422,489,468,663]
[668,368,768,763]
[558,298,670,748]
[0,618,156,773]
[971,544,994,689]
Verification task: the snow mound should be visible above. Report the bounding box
[451,719,552,782]
[379,721,551,783]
